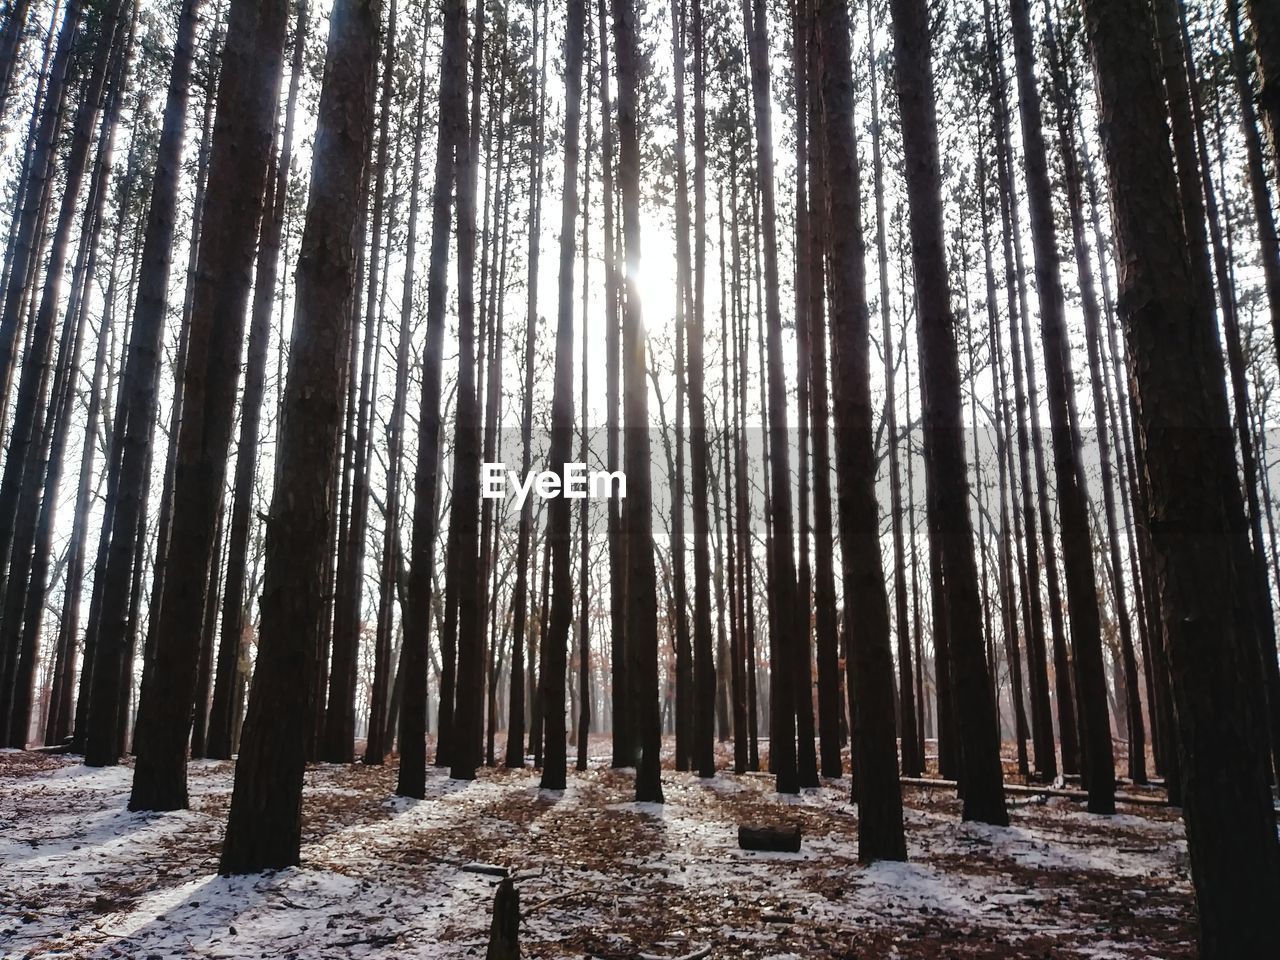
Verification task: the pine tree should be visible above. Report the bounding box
[398,0,470,800]
[889,0,1007,826]
[221,0,379,872]
[815,0,905,861]
[1079,0,1280,951]
[125,0,290,805]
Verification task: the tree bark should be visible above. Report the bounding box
[889,0,1007,825]
[1007,0,1114,812]
[816,0,905,861]
[124,0,288,806]
[207,1,307,762]
[612,0,663,803]
[540,0,585,792]
[1079,0,1280,952]
[397,0,469,800]
[220,0,378,873]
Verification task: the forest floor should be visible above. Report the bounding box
[0,739,1195,959]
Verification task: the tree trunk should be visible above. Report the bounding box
[1174,0,1280,780]
[867,0,919,779]
[982,4,1065,782]
[124,0,288,807]
[23,8,131,749]
[538,0,585,792]
[396,0,469,800]
[208,3,306,763]
[815,0,905,861]
[219,0,378,873]
[0,0,125,747]
[741,0,799,796]
[977,143,1030,780]
[612,0,663,803]
[1007,0,1114,813]
[1079,0,1280,952]
[577,58,594,772]
[889,0,1007,826]
[367,39,430,767]
[445,0,486,781]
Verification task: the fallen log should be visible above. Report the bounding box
[738,824,802,852]
[900,776,1169,808]
[27,741,74,755]
[464,862,510,878]
[639,944,713,960]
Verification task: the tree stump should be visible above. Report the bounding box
[486,876,520,960]
[737,824,802,852]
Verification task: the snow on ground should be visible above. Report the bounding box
[0,743,1195,958]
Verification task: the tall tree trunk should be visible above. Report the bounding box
[1175,0,1280,779]
[741,0,799,796]
[816,0,905,861]
[0,0,124,745]
[539,0,585,792]
[121,0,288,806]
[207,1,307,763]
[324,0,394,765]
[788,0,819,791]
[1078,112,1179,794]
[978,143,1030,780]
[677,0,715,780]
[397,0,469,800]
[1007,0,1114,811]
[867,0,919,779]
[889,0,1007,825]
[983,3,1065,781]
[1080,0,1280,953]
[220,0,378,872]
[665,0,693,775]
[612,0,663,803]
[577,59,594,772]
[728,183,758,772]
[44,88,122,744]
[505,0,548,770]
[446,0,486,781]
[1040,0,1146,785]
[139,22,220,711]
[25,8,131,748]
[597,0,628,771]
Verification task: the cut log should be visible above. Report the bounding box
[464,862,510,878]
[737,824,801,852]
[486,877,520,960]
